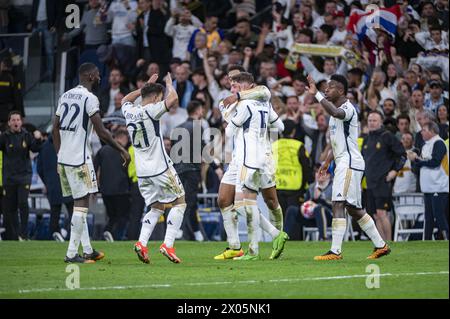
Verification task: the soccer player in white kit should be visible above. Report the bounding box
[53,63,130,264]
[307,74,391,260]
[121,73,186,264]
[226,72,289,260]
[214,70,288,260]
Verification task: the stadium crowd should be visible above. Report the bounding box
[0,0,448,242]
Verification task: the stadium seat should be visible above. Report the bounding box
[392,193,425,241]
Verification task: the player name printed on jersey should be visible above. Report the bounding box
[122,101,172,177]
[56,85,100,166]
[329,100,365,171]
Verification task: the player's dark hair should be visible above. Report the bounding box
[402,131,414,140]
[78,63,98,76]
[330,74,348,95]
[141,83,165,99]
[8,110,22,121]
[231,72,254,84]
[187,100,203,115]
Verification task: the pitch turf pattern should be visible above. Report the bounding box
[0,241,448,299]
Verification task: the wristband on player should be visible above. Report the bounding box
[315,92,325,102]
[236,92,241,101]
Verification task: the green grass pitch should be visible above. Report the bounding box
[0,241,448,299]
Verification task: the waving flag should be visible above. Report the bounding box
[347,5,402,43]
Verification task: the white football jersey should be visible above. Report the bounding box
[122,100,172,177]
[55,85,100,166]
[230,99,276,169]
[328,100,365,171]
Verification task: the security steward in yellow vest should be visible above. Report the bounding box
[272,119,313,217]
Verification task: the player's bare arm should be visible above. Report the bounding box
[91,113,131,166]
[121,74,159,105]
[307,74,346,120]
[164,72,179,109]
[222,85,271,107]
[52,115,61,154]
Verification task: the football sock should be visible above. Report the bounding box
[80,213,93,255]
[244,199,261,256]
[269,205,283,231]
[164,203,186,248]
[139,208,164,247]
[66,208,87,258]
[357,213,386,248]
[259,209,280,238]
[221,204,240,250]
[330,218,347,255]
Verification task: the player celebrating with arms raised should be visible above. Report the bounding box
[122,73,186,264]
[53,63,130,264]
[307,74,391,260]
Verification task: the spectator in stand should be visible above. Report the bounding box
[0,111,43,240]
[136,0,172,74]
[188,15,224,53]
[393,131,418,194]
[408,121,449,240]
[189,32,208,71]
[330,11,347,45]
[164,7,202,60]
[95,130,130,242]
[99,68,130,116]
[61,0,109,50]
[172,65,194,109]
[28,0,63,81]
[299,55,346,83]
[437,104,449,135]
[107,0,138,46]
[414,24,449,51]
[425,80,449,114]
[396,114,412,140]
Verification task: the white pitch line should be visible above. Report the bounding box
[4,271,447,295]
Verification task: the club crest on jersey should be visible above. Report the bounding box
[22,141,27,148]
[376,142,381,149]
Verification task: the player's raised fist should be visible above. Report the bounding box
[164,72,173,86]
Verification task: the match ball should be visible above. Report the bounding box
[301,200,317,219]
